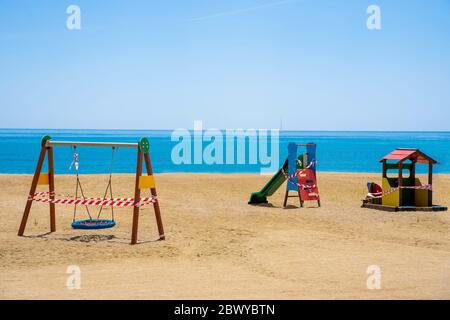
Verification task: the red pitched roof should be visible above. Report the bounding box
[380,148,437,164]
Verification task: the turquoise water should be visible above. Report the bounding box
[0,129,449,174]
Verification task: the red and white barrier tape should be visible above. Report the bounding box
[32,191,138,201]
[367,184,432,199]
[29,195,157,207]
[281,161,315,180]
[33,191,79,199]
[280,161,317,190]
[298,183,317,190]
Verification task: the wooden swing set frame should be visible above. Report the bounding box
[17,136,165,244]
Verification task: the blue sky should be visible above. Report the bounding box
[0,0,449,130]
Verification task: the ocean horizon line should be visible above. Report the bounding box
[0,128,449,133]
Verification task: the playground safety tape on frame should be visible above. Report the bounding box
[367,184,432,199]
[281,161,317,190]
[29,194,158,207]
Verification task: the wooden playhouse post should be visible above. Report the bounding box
[410,159,416,205]
[398,160,403,206]
[382,159,387,178]
[428,161,433,207]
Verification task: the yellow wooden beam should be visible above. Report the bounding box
[37,173,49,185]
[139,175,155,189]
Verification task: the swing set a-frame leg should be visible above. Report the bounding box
[144,152,165,240]
[130,148,165,245]
[131,149,143,245]
[48,146,56,232]
[18,144,56,236]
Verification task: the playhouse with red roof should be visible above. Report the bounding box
[362,148,447,212]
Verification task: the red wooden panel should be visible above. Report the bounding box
[297,168,320,201]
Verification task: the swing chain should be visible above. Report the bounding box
[97,146,116,220]
[71,146,93,221]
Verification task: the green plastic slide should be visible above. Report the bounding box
[248,154,304,204]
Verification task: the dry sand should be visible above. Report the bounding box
[1,172,449,299]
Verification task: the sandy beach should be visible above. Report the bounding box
[1,172,449,299]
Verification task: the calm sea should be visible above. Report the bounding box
[0,129,449,174]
